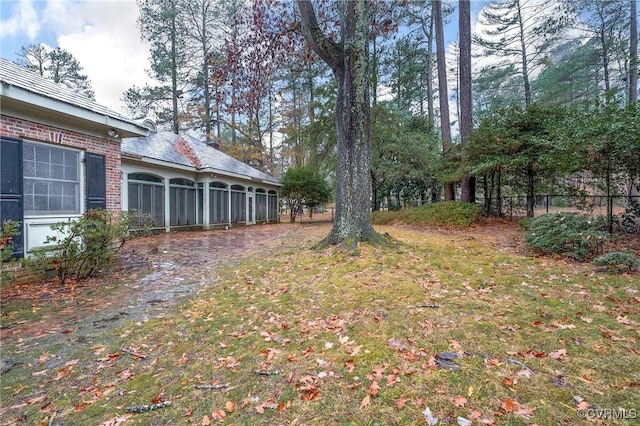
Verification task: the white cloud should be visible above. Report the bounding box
[56,1,152,114]
[0,0,40,40]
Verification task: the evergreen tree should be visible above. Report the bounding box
[15,44,95,99]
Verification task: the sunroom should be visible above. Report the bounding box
[121,131,280,231]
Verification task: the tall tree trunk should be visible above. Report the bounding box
[434,0,454,201]
[426,12,435,124]
[526,165,535,218]
[372,36,378,107]
[515,0,532,107]
[298,0,377,244]
[459,0,474,202]
[596,5,612,93]
[203,57,212,141]
[630,0,638,103]
[170,2,179,135]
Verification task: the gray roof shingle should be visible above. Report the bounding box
[122,132,280,185]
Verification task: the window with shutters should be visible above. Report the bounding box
[23,141,81,215]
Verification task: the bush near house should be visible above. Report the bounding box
[0,220,21,285]
[29,209,136,284]
[524,212,609,260]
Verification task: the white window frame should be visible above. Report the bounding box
[22,140,85,218]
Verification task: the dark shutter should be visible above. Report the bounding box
[86,152,106,210]
[0,137,24,258]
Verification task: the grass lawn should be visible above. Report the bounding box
[1,222,639,425]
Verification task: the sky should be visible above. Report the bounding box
[0,0,152,114]
[0,0,487,116]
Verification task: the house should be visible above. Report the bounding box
[0,58,280,259]
[1,58,149,258]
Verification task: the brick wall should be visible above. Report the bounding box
[1,114,121,212]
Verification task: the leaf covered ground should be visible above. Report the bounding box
[1,218,639,425]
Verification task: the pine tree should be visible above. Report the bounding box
[15,44,95,99]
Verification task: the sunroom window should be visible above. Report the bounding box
[23,142,81,215]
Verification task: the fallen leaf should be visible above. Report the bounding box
[548,349,568,360]
[211,409,226,421]
[177,353,188,365]
[452,395,467,407]
[368,380,380,397]
[345,359,355,373]
[98,414,132,426]
[255,399,278,414]
[387,337,407,352]
[360,395,371,408]
[225,400,236,413]
[395,397,408,409]
[201,415,211,425]
[501,398,519,413]
[502,377,515,387]
[469,410,482,420]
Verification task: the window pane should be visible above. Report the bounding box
[52,165,64,180]
[49,182,63,196]
[64,151,78,166]
[24,194,34,211]
[35,162,50,178]
[34,181,48,195]
[23,145,34,161]
[34,195,48,210]
[24,142,81,215]
[51,149,64,165]
[64,165,77,181]
[24,160,35,177]
[50,196,62,211]
[35,146,49,162]
[62,195,76,211]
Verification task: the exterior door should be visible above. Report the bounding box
[247,194,255,225]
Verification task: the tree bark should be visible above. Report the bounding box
[434,0,454,201]
[630,0,638,103]
[459,0,474,202]
[298,0,377,244]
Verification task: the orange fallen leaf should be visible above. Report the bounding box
[395,397,408,409]
[368,380,380,397]
[452,395,467,407]
[177,353,188,365]
[361,395,371,408]
[501,398,519,413]
[201,415,211,425]
[225,400,236,413]
[502,377,515,387]
[211,409,226,421]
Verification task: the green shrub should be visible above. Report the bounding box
[30,209,135,284]
[1,220,21,285]
[371,210,407,225]
[405,202,482,227]
[524,212,609,260]
[518,217,532,230]
[592,251,640,273]
[371,202,482,228]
